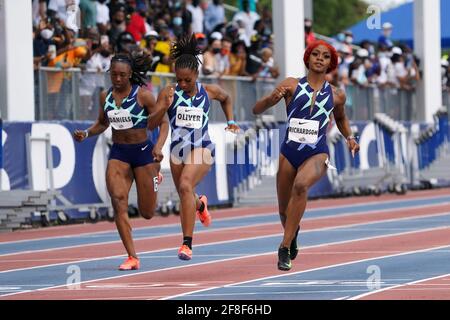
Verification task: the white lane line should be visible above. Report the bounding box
[160,235,450,300]
[1,193,448,245]
[2,202,450,258]
[349,273,450,300]
[2,226,450,299]
[2,211,450,274]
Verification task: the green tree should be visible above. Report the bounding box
[223,0,368,37]
[313,0,367,36]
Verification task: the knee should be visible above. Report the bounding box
[110,193,127,207]
[292,180,308,196]
[110,193,128,212]
[110,193,128,204]
[178,180,193,196]
[140,210,155,220]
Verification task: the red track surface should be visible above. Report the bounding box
[359,274,450,300]
[1,188,450,300]
[4,227,450,300]
[1,202,450,272]
[1,188,446,243]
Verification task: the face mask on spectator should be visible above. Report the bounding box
[40,28,54,40]
[243,1,250,12]
[221,48,230,56]
[212,48,221,54]
[115,18,124,24]
[98,0,107,3]
[345,36,353,44]
[173,17,182,26]
[100,49,110,57]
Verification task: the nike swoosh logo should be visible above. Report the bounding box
[126,98,135,103]
[195,96,203,101]
[319,92,327,96]
[298,121,309,125]
[141,145,148,151]
[185,109,194,113]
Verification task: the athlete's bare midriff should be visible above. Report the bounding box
[111,128,148,144]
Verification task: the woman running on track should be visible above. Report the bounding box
[74,50,169,271]
[253,40,360,271]
[154,34,240,260]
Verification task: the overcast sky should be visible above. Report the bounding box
[363,0,413,11]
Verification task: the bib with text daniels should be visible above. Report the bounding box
[107,109,134,130]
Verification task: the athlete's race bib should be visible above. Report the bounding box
[175,107,203,129]
[107,109,134,130]
[288,118,320,144]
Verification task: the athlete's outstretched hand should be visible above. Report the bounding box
[152,146,164,162]
[346,137,360,158]
[225,123,240,134]
[269,86,289,105]
[163,86,175,110]
[73,129,88,142]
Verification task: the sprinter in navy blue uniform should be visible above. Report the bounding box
[152,34,239,260]
[74,50,169,271]
[253,40,360,271]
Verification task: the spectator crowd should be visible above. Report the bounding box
[32,0,279,81]
[31,0,450,119]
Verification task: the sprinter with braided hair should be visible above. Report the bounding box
[154,33,240,260]
[73,49,169,271]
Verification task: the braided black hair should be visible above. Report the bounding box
[111,50,152,87]
[170,33,203,71]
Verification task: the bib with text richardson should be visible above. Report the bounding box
[107,109,134,130]
[175,106,203,129]
[288,118,320,144]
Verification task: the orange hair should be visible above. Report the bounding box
[303,40,338,73]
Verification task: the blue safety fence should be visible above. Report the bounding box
[0,118,2,175]
[416,110,449,170]
[1,115,450,223]
[226,122,258,203]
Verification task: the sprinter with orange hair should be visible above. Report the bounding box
[253,40,359,271]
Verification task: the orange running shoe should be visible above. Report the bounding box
[196,195,211,227]
[118,256,140,271]
[178,244,192,260]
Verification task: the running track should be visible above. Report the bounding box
[1,188,450,300]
